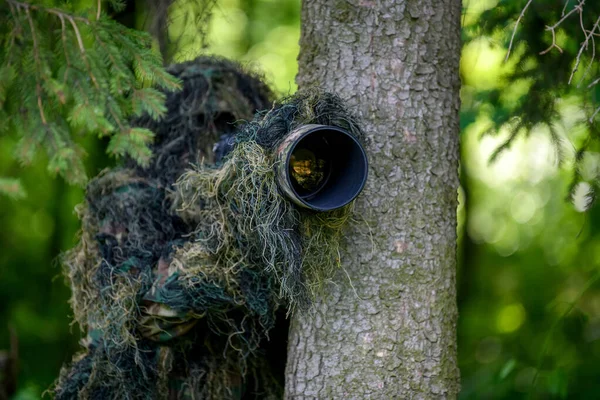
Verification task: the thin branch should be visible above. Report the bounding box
[108,104,125,132]
[6,0,99,89]
[90,27,128,94]
[578,1,586,34]
[540,1,585,55]
[579,26,597,86]
[97,0,101,20]
[63,13,100,89]
[64,15,85,54]
[587,76,600,88]
[536,0,600,88]
[6,0,90,25]
[5,28,18,68]
[540,27,563,55]
[591,105,600,122]
[569,15,600,84]
[24,7,47,125]
[58,14,72,83]
[6,2,25,67]
[562,0,571,16]
[547,0,585,30]
[505,0,534,62]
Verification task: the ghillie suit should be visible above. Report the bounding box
[54,56,364,399]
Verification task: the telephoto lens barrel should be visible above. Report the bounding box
[275,124,368,211]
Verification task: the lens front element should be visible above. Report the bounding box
[289,140,331,198]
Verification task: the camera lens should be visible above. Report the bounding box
[289,138,331,198]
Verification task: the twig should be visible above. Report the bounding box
[505,0,534,62]
[97,0,101,20]
[24,7,47,125]
[549,0,584,30]
[108,104,126,132]
[58,14,71,83]
[6,0,99,89]
[539,27,563,55]
[587,76,600,88]
[4,28,18,68]
[90,28,128,94]
[569,15,600,84]
[63,13,100,89]
[590,105,600,122]
[6,0,90,25]
[66,15,86,53]
[562,0,571,16]
[6,2,25,67]
[579,26,597,86]
[540,0,585,55]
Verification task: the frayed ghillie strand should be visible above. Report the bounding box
[172,142,303,307]
[55,56,364,399]
[61,204,100,331]
[54,338,165,400]
[56,57,279,399]
[126,56,274,184]
[236,89,365,149]
[62,169,183,333]
[172,90,364,311]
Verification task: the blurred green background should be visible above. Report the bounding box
[1,0,600,399]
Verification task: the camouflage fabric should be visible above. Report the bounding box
[54,57,278,400]
[53,57,363,400]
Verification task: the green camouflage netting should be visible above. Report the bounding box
[53,56,364,400]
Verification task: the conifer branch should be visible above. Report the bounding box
[108,104,125,132]
[66,14,86,54]
[24,6,47,125]
[505,0,533,62]
[539,28,563,55]
[569,15,600,84]
[540,1,585,55]
[590,105,600,122]
[0,0,181,187]
[90,26,127,81]
[7,0,100,88]
[6,2,23,67]
[587,76,600,88]
[67,16,100,89]
[6,0,89,24]
[58,14,72,83]
[548,0,584,30]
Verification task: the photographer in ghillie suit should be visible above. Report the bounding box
[54,56,364,399]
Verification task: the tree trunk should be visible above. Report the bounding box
[285,1,462,398]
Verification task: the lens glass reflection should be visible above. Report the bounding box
[289,139,330,198]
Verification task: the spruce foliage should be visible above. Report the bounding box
[463,0,600,208]
[0,0,181,193]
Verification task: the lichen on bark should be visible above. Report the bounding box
[285,0,462,398]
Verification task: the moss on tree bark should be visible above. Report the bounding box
[285,0,462,398]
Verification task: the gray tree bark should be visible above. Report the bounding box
[285,1,462,398]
